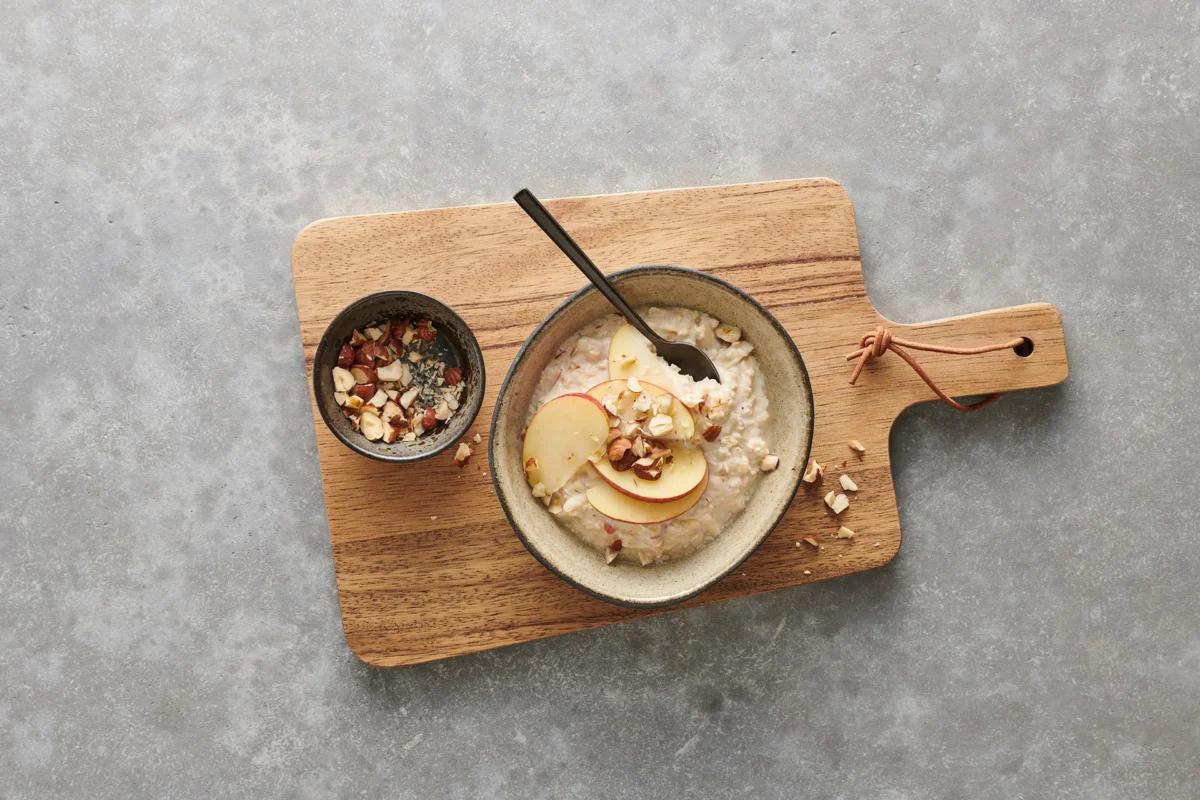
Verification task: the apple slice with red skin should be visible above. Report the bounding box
[586,379,696,440]
[586,473,707,524]
[592,445,707,503]
[522,393,609,494]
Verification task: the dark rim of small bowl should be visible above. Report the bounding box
[488,265,815,608]
[314,291,484,464]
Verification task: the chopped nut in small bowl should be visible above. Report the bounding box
[313,291,484,463]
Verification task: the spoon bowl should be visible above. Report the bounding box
[513,189,721,383]
[645,338,721,383]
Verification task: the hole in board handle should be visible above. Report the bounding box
[1013,337,1034,358]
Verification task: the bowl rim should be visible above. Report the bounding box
[314,290,485,464]
[488,264,815,607]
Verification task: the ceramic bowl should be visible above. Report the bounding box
[489,266,814,607]
[314,291,484,463]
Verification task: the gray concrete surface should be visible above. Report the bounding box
[2,2,1198,798]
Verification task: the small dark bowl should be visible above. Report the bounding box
[313,291,484,463]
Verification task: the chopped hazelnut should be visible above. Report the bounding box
[399,386,420,410]
[359,413,385,441]
[380,401,402,423]
[715,324,742,343]
[608,437,633,463]
[377,360,405,381]
[646,414,674,437]
[631,391,652,415]
[331,367,356,393]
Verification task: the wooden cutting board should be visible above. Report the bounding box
[291,178,1068,667]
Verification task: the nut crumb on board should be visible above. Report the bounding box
[824,491,850,515]
[848,439,866,454]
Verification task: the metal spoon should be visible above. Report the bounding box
[513,189,721,384]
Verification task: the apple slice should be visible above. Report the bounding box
[593,445,707,503]
[586,379,696,440]
[522,393,609,494]
[586,473,707,524]
[608,323,678,387]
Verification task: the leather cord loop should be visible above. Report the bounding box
[847,327,1026,412]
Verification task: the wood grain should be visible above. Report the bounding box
[290,178,1069,667]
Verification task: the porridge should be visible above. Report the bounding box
[521,307,776,566]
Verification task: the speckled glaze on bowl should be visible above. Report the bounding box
[489,266,814,608]
[314,291,484,464]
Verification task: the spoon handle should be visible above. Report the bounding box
[513,189,662,344]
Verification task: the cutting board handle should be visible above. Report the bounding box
[864,302,1069,412]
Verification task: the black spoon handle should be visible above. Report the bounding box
[513,189,661,344]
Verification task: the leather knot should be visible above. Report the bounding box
[859,326,893,360]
